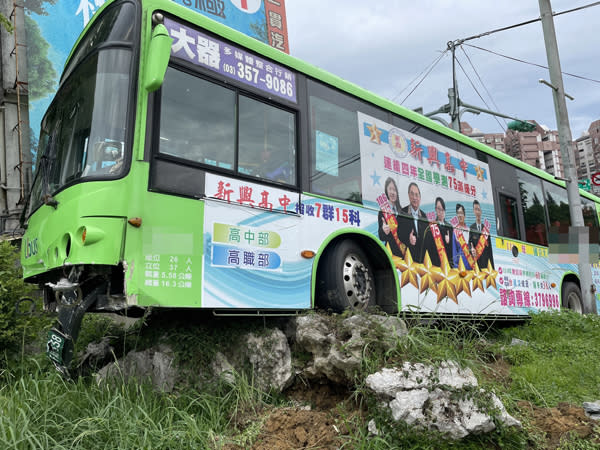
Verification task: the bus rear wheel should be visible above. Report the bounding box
[318,239,376,313]
[563,282,583,314]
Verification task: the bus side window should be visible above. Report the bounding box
[543,180,571,228]
[308,95,361,202]
[582,197,599,228]
[498,193,521,240]
[518,171,548,246]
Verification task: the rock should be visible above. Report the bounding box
[437,360,478,389]
[211,351,236,384]
[510,338,528,346]
[366,360,521,440]
[78,336,113,370]
[293,313,408,385]
[246,328,293,392]
[367,419,380,436]
[97,344,176,392]
[389,388,429,425]
[490,393,522,428]
[583,401,600,420]
[365,361,477,399]
[209,328,293,392]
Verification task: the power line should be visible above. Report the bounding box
[459,46,507,128]
[458,1,600,43]
[400,50,448,104]
[454,55,506,131]
[463,43,600,84]
[390,50,448,104]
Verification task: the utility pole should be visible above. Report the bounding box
[448,40,461,132]
[538,0,596,314]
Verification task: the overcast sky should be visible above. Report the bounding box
[285,0,600,139]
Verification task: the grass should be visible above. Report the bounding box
[0,359,275,449]
[2,309,600,449]
[497,311,600,406]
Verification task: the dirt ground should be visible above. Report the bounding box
[517,401,600,449]
[228,371,600,449]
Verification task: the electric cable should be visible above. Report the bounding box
[460,46,508,129]
[455,55,506,131]
[458,1,600,43]
[391,50,448,105]
[463,43,600,84]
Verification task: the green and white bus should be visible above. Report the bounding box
[20,0,600,371]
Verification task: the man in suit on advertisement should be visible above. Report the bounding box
[399,182,428,263]
[469,199,494,269]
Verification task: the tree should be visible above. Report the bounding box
[0,14,11,32]
[24,15,57,101]
[23,0,57,16]
[249,18,268,44]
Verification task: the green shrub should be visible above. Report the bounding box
[0,240,50,355]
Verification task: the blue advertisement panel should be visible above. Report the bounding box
[25,0,289,161]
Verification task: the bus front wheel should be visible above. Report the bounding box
[318,239,376,313]
[562,282,583,314]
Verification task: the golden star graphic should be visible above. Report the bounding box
[435,257,458,304]
[482,261,498,290]
[397,249,420,289]
[454,258,473,297]
[471,262,486,293]
[475,165,485,181]
[367,122,383,144]
[416,251,443,294]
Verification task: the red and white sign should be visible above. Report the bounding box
[231,0,261,14]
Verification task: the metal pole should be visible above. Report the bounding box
[538,0,596,314]
[448,41,461,132]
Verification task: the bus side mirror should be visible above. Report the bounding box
[145,23,172,92]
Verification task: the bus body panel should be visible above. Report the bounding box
[22,181,130,280]
[122,190,204,307]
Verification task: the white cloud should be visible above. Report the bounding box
[285,0,600,137]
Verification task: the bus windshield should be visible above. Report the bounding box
[29,2,136,214]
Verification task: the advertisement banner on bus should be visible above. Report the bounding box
[357,112,561,315]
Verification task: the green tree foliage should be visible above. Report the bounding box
[0,240,46,354]
[0,13,12,32]
[507,120,536,132]
[249,18,268,44]
[23,0,57,16]
[24,15,57,101]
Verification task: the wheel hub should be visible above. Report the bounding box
[342,253,373,309]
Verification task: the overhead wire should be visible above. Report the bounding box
[454,55,506,131]
[390,50,448,104]
[391,1,600,122]
[463,43,600,84]
[458,1,600,43]
[459,46,508,129]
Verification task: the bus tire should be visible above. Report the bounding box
[562,282,583,314]
[318,239,376,313]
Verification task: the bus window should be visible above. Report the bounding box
[543,181,571,228]
[238,96,296,185]
[518,171,548,246]
[582,197,599,228]
[498,193,521,240]
[159,67,236,169]
[309,96,361,203]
